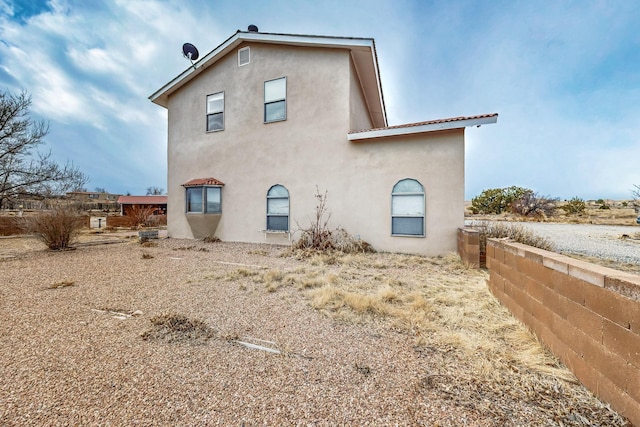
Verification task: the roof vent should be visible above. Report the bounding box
[248,24,259,32]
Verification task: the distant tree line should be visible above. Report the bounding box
[0,89,88,209]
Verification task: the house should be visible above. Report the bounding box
[66,191,121,203]
[149,26,497,256]
[117,195,168,216]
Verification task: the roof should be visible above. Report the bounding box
[347,113,499,141]
[182,178,225,187]
[117,195,168,205]
[149,30,387,128]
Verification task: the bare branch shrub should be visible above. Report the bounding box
[127,205,156,228]
[509,191,557,218]
[25,207,83,250]
[292,187,374,254]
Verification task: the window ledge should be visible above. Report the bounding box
[260,229,291,240]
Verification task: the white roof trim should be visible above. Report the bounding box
[347,115,498,141]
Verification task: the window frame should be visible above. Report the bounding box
[206,91,224,132]
[185,186,222,214]
[266,184,289,232]
[391,179,425,237]
[264,77,287,123]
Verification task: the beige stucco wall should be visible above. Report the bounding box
[165,42,465,255]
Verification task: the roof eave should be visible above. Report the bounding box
[347,115,498,141]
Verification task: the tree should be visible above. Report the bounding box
[471,186,530,214]
[509,190,557,217]
[0,89,88,209]
[632,185,640,207]
[94,187,107,193]
[146,186,164,195]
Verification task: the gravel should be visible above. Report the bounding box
[0,235,630,426]
[0,237,491,426]
[506,222,640,265]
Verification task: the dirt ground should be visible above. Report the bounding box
[0,234,629,426]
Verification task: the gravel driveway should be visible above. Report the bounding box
[512,222,640,265]
[466,221,640,265]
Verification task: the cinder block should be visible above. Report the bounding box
[542,253,570,274]
[530,298,554,329]
[567,259,607,287]
[528,263,553,287]
[603,319,640,369]
[595,375,640,427]
[586,285,640,333]
[565,299,603,343]
[524,275,545,303]
[583,342,630,393]
[542,284,569,319]
[626,365,640,404]
[605,274,640,303]
[554,272,586,305]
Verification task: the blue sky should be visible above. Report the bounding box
[0,0,638,199]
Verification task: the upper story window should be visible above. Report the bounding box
[264,77,286,123]
[266,184,289,231]
[206,92,224,132]
[238,47,250,66]
[391,179,425,237]
[186,186,221,214]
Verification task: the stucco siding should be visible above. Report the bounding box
[165,41,466,256]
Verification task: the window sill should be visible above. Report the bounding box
[391,234,425,238]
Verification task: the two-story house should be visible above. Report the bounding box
[149,27,497,255]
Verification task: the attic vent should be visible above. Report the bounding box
[238,46,250,66]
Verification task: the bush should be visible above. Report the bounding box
[471,186,530,214]
[293,187,374,253]
[561,197,586,215]
[473,221,554,254]
[509,191,557,218]
[127,205,157,228]
[25,208,83,250]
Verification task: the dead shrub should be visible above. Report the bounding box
[202,235,221,243]
[141,313,215,344]
[292,188,374,254]
[48,280,75,289]
[127,205,156,228]
[25,208,83,250]
[472,221,554,253]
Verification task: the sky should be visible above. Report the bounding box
[0,0,638,200]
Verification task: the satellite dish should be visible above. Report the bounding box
[248,24,259,32]
[182,43,199,69]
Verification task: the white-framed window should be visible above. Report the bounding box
[266,184,289,231]
[238,47,250,66]
[186,186,222,214]
[391,179,425,236]
[264,77,286,123]
[206,92,224,132]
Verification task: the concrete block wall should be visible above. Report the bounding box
[486,238,640,425]
[457,228,480,268]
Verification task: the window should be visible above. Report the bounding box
[186,186,221,213]
[264,77,286,123]
[206,92,224,131]
[238,47,250,66]
[391,179,425,236]
[266,184,289,231]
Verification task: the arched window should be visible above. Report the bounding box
[266,185,289,231]
[391,179,425,236]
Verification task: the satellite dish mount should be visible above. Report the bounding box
[182,43,199,70]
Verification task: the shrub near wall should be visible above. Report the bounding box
[486,238,640,425]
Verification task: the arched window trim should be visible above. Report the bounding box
[266,184,289,232]
[391,178,425,237]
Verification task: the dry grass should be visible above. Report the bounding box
[141,313,216,344]
[471,220,555,253]
[48,279,75,289]
[261,250,628,426]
